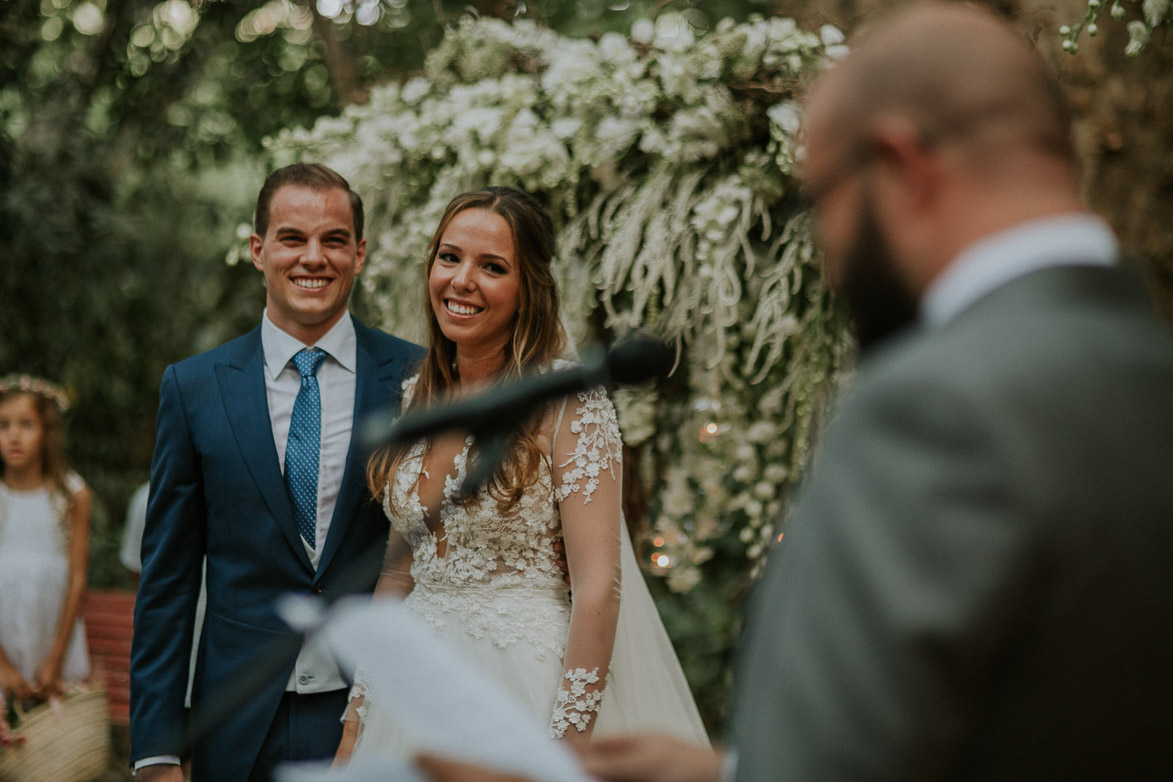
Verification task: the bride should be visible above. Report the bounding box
[334,186,707,762]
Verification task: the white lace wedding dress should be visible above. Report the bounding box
[349,375,708,758]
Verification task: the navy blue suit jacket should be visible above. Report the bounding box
[130,317,423,780]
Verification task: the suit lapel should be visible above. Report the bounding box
[218,329,314,573]
[317,322,395,575]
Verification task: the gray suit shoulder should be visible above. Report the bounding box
[857,264,1173,405]
[832,262,1173,534]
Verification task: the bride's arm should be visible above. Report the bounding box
[335,525,415,765]
[375,525,416,597]
[548,387,623,750]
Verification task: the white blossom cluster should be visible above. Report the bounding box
[635,259,850,591]
[268,12,849,589]
[1061,0,1170,56]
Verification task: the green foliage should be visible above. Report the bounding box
[1,1,288,583]
[275,12,850,729]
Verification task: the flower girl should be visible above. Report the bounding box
[0,375,92,709]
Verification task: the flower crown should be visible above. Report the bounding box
[0,374,71,413]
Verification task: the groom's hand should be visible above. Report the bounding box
[133,764,184,782]
[582,733,724,782]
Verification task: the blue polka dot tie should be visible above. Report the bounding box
[286,348,327,547]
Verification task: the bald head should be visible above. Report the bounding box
[806,3,1073,169]
[799,3,1087,329]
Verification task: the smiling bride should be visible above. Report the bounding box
[333,186,708,765]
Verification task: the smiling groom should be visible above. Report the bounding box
[130,164,424,782]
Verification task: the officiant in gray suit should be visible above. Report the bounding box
[583,4,1173,781]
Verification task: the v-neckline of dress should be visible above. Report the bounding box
[405,435,474,556]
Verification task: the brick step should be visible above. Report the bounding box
[83,589,136,725]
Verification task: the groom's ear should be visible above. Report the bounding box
[353,237,368,276]
[250,233,265,272]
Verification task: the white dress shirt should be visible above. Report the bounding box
[261,310,358,564]
[921,213,1119,327]
[262,310,358,695]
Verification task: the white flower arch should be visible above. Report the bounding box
[268,12,851,591]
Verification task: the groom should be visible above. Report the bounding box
[130,163,424,782]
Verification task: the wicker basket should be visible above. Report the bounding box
[0,686,111,782]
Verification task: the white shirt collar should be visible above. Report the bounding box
[261,310,358,379]
[921,213,1120,327]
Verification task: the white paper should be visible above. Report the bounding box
[275,758,424,782]
[278,596,593,782]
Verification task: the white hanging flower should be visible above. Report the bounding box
[819,24,850,60]
[732,464,755,483]
[1125,20,1152,55]
[767,101,802,137]
[653,13,697,52]
[613,386,658,447]
[746,421,777,443]
[658,52,704,103]
[402,76,431,104]
[1143,0,1170,27]
[753,481,775,501]
[598,31,638,66]
[667,566,702,593]
[551,116,582,140]
[763,464,789,483]
[630,18,655,45]
[818,24,845,46]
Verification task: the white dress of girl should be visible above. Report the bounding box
[0,472,90,684]
[350,375,708,758]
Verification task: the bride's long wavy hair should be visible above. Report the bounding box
[367,187,566,512]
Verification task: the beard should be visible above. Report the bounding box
[837,191,920,355]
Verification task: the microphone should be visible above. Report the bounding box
[358,336,673,491]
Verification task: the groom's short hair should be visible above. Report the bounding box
[254,162,365,241]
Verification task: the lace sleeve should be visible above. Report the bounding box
[548,386,623,741]
[553,386,624,504]
[401,374,419,406]
[377,513,415,596]
[341,669,371,725]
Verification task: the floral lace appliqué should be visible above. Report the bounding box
[555,387,623,504]
[381,373,621,658]
[549,666,607,738]
[343,669,372,723]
